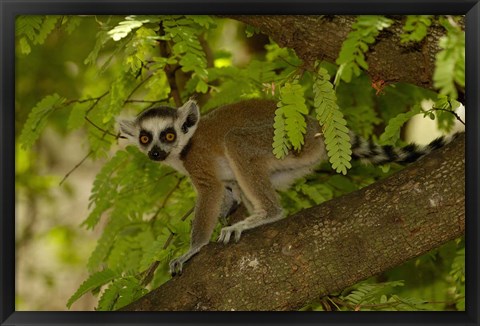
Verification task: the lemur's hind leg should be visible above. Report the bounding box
[218,126,284,244]
[219,184,241,225]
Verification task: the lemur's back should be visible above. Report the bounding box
[193,99,321,157]
[197,99,278,141]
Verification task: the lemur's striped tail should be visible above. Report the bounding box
[350,132,463,165]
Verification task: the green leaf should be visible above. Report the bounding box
[108,16,151,41]
[112,277,148,310]
[84,31,111,66]
[67,269,117,309]
[83,150,130,229]
[16,16,60,54]
[18,37,32,54]
[400,16,433,43]
[335,16,393,84]
[433,17,465,99]
[342,280,405,307]
[139,233,171,271]
[104,75,133,124]
[63,16,82,34]
[272,113,290,159]
[67,102,89,130]
[16,16,42,42]
[19,94,66,149]
[379,105,421,145]
[35,16,60,44]
[97,277,147,311]
[313,66,352,175]
[188,15,216,29]
[87,215,131,272]
[273,81,308,158]
[97,282,120,311]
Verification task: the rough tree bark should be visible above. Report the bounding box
[227,15,463,91]
[122,133,465,311]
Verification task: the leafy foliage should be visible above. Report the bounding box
[433,17,465,100]
[449,244,465,310]
[335,16,393,84]
[379,105,422,145]
[400,15,433,43]
[97,276,148,311]
[67,268,116,309]
[16,16,60,54]
[18,94,66,149]
[340,280,406,309]
[273,81,309,158]
[16,14,465,311]
[313,66,351,175]
[336,74,380,138]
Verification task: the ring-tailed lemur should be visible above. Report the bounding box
[118,99,462,275]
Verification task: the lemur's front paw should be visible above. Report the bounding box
[169,246,204,276]
[169,257,185,276]
[218,224,244,244]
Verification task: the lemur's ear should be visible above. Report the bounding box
[117,118,136,140]
[177,99,200,134]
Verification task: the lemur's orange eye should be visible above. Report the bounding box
[140,135,150,144]
[165,133,175,142]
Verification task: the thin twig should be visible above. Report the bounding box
[432,107,465,126]
[85,91,109,115]
[150,176,185,225]
[123,74,154,106]
[118,171,177,199]
[84,116,126,139]
[141,261,160,286]
[64,97,102,106]
[141,206,194,286]
[124,99,165,104]
[59,150,93,186]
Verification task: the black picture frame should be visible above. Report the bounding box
[1,1,479,325]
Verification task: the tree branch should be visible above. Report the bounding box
[121,133,465,311]
[224,15,463,90]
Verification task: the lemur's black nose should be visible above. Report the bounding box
[148,146,168,161]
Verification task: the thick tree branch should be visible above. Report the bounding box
[225,15,463,90]
[122,133,465,311]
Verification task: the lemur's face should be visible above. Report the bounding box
[136,110,179,161]
[118,100,199,162]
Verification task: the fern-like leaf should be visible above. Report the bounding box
[342,280,404,306]
[114,277,148,310]
[313,66,352,175]
[161,16,210,83]
[19,94,66,149]
[16,16,60,54]
[84,150,129,229]
[84,30,111,66]
[67,268,117,309]
[272,112,290,159]
[272,81,308,159]
[139,233,171,271]
[433,17,465,100]
[335,16,393,84]
[97,282,120,311]
[108,16,154,41]
[67,102,89,130]
[379,105,421,145]
[87,214,132,272]
[400,15,433,43]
